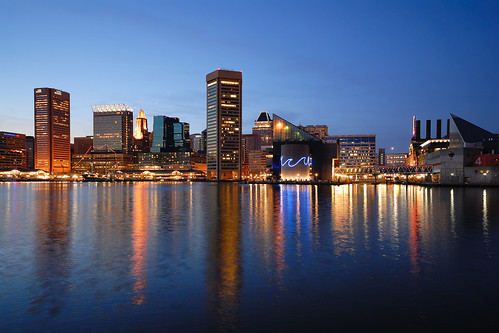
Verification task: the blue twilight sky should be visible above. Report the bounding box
[1,0,499,152]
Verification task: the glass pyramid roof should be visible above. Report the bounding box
[273,114,320,142]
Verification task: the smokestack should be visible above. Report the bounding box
[436,119,442,139]
[415,120,421,140]
[426,120,431,140]
[446,119,450,138]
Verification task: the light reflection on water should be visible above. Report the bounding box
[1,182,499,331]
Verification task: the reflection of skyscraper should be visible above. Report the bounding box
[206,69,242,181]
[131,183,150,306]
[31,184,71,316]
[92,104,134,153]
[34,88,70,173]
[206,184,242,330]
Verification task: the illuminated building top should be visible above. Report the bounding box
[134,109,148,140]
[92,104,134,113]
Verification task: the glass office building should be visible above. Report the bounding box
[151,115,166,153]
[151,116,189,153]
[92,104,134,153]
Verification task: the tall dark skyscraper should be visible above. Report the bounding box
[34,88,70,173]
[92,104,134,153]
[206,69,242,181]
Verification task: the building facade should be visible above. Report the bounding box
[252,111,273,148]
[241,134,261,164]
[206,69,242,181]
[34,88,71,173]
[72,152,135,174]
[151,115,165,153]
[73,136,93,154]
[26,136,34,169]
[248,150,267,178]
[423,114,499,185]
[0,132,27,169]
[174,122,190,150]
[137,151,192,170]
[190,133,203,153]
[151,115,190,153]
[141,115,191,170]
[386,153,407,166]
[325,135,376,167]
[92,104,133,153]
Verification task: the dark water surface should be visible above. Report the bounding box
[1,182,499,332]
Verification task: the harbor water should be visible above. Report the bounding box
[1,182,498,331]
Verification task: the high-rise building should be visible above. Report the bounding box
[206,69,242,181]
[151,115,166,153]
[190,133,202,153]
[133,109,150,153]
[92,104,133,153]
[141,115,191,170]
[34,88,70,173]
[201,129,207,153]
[151,115,190,153]
[174,122,190,149]
[0,131,27,169]
[252,111,273,148]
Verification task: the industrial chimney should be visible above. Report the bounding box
[436,119,442,139]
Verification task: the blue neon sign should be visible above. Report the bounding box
[280,156,312,168]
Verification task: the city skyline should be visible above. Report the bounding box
[1,1,499,152]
